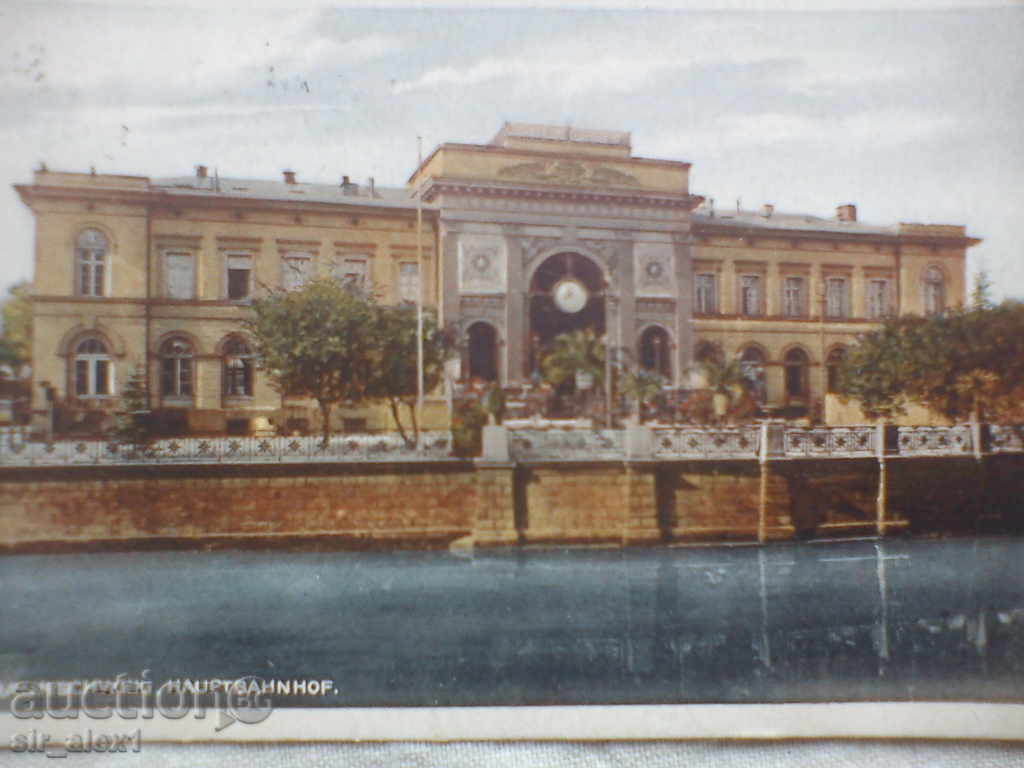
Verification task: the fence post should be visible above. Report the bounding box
[876,422,888,536]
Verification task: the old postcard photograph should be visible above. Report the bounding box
[0,0,1022,756]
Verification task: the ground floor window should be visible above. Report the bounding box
[785,348,809,398]
[223,337,254,397]
[73,338,113,397]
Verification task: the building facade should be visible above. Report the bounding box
[16,122,979,435]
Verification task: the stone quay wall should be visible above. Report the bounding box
[1,426,1022,552]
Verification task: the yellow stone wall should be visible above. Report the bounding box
[24,170,444,434]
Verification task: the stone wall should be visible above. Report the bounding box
[1,453,1021,553]
[0,463,477,550]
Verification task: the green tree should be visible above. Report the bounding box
[365,306,454,447]
[841,301,1024,422]
[0,281,31,374]
[113,363,151,452]
[247,278,378,444]
[970,269,994,310]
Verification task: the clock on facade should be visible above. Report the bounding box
[552,278,589,314]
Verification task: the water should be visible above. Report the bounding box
[1,536,1022,706]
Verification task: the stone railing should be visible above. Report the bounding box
[651,426,761,460]
[507,428,624,462]
[784,426,877,458]
[896,425,973,456]
[0,431,454,467]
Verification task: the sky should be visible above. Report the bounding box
[0,1,1021,300]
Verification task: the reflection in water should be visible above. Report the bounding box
[0,537,1022,706]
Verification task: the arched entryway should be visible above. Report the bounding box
[528,252,606,363]
[639,325,671,378]
[466,322,499,383]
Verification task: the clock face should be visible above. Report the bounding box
[553,279,588,314]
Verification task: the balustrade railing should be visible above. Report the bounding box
[2,423,1022,468]
[896,425,973,456]
[0,431,453,467]
[508,429,624,462]
[652,426,761,460]
[784,426,876,458]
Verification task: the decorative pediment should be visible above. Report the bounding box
[497,159,641,188]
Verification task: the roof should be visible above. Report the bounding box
[491,122,632,148]
[692,207,896,236]
[149,175,429,211]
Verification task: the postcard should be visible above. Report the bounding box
[0,0,1022,751]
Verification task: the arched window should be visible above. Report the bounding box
[76,229,108,297]
[784,348,809,398]
[160,338,193,399]
[466,322,498,382]
[740,346,767,403]
[826,347,847,394]
[73,338,113,396]
[639,326,671,378]
[223,337,254,398]
[924,266,945,316]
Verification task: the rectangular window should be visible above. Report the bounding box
[695,273,717,314]
[282,251,314,291]
[740,275,762,317]
[339,258,369,292]
[867,278,893,319]
[226,254,253,300]
[94,360,111,396]
[75,360,88,396]
[826,277,851,319]
[399,262,420,304]
[783,276,806,317]
[163,252,194,299]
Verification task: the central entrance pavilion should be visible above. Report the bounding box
[409,122,703,388]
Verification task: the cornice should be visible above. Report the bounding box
[693,219,980,248]
[420,178,703,211]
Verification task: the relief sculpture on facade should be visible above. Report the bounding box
[498,159,641,188]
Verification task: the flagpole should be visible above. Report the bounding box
[416,136,425,451]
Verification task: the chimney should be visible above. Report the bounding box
[837,203,857,222]
[283,170,296,185]
[196,165,208,179]
[760,203,774,219]
[368,176,376,197]
[340,175,359,196]
[708,197,715,218]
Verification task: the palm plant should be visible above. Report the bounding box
[540,329,606,389]
[621,369,666,423]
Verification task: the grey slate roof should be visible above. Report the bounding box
[150,175,427,210]
[691,208,897,236]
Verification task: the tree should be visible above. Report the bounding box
[970,269,994,310]
[841,301,1024,422]
[247,278,378,444]
[0,281,31,375]
[113,363,151,453]
[365,305,454,447]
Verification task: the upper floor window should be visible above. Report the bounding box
[223,337,254,398]
[924,266,945,316]
[73,338,113,396]
[694,273,717,314]
[160,338,193,399]
[226,254,253,301]
[867,278,894,319]
[337,257,370,294]
[398,262,420,304]
[782,276,807,317]
[163,251,195,299]
[282,251,314,291]
[739,275,762,317]
[826,277,851,319]
[76,229,108,297]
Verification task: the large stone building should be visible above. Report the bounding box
[15,122,979,435]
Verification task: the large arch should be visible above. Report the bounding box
[528,251,607,353]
